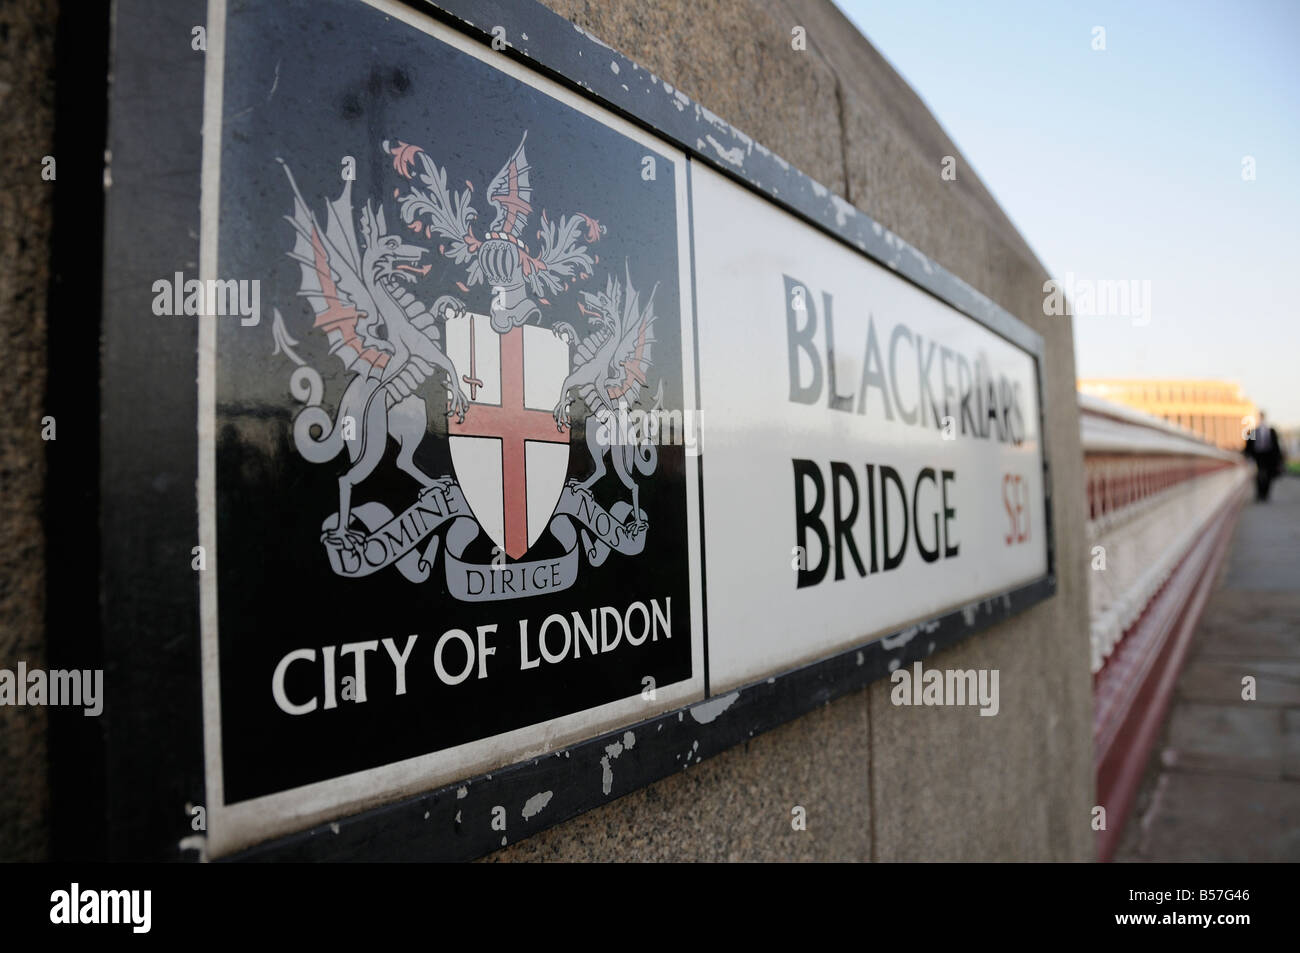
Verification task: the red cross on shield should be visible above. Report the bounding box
[445,316,571,559]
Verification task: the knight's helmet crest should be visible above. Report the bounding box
[478,133,533,289]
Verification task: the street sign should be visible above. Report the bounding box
[85,0,1053,859]
[198,0,703,854]
[691,165,1049,690]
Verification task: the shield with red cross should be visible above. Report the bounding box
[444,314,571,559]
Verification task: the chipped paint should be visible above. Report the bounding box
[696,103,727,133]
[623,730,636,749]
[599,739,629,795]
[178,834,207,862]
[521,790,554,819]
[880,619,940,651]
[881,625,919,650]
[570,21,613,53]
[830,194,856,227]
[690,691,739,724]
[704,134,744,167]
[456,786,468,799]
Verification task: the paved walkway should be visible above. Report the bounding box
[1115,473,1300,861]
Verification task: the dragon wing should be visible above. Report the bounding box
[605,266,658,405]
[279,160,393,381]
[485,133,533,238]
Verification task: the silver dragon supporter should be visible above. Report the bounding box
[277,159,470,547]
[267,133,665,597]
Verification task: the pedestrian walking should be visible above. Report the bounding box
[1244,411,1285,501]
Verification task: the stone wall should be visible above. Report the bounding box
[0,0,56,863]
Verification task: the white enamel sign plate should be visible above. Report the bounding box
[690,164,1048,692]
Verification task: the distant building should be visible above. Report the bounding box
[1077,378,1256,451]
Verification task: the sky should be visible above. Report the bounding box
[833,0,1300,426]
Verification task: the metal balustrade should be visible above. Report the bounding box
[1080,393,1251,860]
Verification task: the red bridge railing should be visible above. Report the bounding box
[1080,394,1250,860]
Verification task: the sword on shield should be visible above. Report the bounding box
[436,300,487,401]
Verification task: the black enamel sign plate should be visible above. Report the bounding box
[202,0,704,839]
